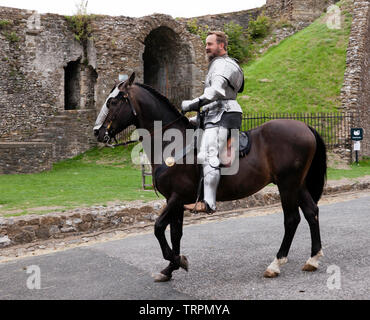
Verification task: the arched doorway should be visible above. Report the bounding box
[143,26,192,108]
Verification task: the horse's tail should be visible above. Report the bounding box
[305,126,327,204]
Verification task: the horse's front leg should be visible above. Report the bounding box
[170,206,188,271]
[153,195,188,282]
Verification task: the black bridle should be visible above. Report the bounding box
[103,92,139,148]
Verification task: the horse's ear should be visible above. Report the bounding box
[118,72,135,91]
[128,72,135,86]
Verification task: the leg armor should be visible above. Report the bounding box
[197,126,228,211]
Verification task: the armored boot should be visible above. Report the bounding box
[184,164,220,214]
[183,201,214,214]
[184,126,226,214]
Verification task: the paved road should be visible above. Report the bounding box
[0,195,369,300]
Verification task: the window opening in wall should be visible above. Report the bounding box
[64,60,98,110]
[64,59,81,110]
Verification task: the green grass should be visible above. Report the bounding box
[238,2,352,113]
[327,159,370,180]
[0,145,161,216]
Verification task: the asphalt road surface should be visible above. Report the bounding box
[0,194,369,300]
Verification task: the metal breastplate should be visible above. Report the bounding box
[204,56,244,124]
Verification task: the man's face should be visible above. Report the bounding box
[206,34,224,62]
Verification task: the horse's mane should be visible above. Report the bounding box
[135,83,192,126]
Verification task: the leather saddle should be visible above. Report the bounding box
[219,131,251,167]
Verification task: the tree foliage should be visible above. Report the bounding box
[186,18,210,43]
[248,15,271,39]
[223,21,250,62]
[187,15,271,62]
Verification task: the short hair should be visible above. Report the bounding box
[207,31,228,50]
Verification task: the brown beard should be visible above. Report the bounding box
[208,54,215,62]
[207,47,222,62]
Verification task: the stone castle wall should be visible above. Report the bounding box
[178,7,263,31]
[89,14,207,111]
[0,8,83,142]
[265,0,339,27]
[340,0,370,159]
[181,0,339,32]
[0,142,53,174]
[0,7,207,141]
[0,7,207,173]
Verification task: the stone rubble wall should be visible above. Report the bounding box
[178,7,263,31]
[0,142,53,174]
[340,0,370,159]
[265,0,338,27]
[180,0,337,33]
[0,7,84,141]
[40,110,97,162]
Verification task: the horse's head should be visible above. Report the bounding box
[94,72,137,144]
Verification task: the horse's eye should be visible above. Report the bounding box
[107,98,119,108]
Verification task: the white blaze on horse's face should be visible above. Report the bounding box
[93,84,123,131]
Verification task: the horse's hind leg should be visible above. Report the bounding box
[299,188,323,272]
[264,187,301,278]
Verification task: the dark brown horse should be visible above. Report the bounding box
[95,73,327,282]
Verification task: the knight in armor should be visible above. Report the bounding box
[181,31,245,213]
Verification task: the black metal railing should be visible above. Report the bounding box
[115,125,136,143]
[241,112,352,150]
[116,112,353,150]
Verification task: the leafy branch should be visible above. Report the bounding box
[65,1,95,45]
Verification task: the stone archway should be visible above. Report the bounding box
[143,26,192,108]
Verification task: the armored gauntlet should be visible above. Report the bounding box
[181,98,200,113]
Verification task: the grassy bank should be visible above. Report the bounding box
[327,159,370,180]
[0,145,160,216]
[238,3,352,113]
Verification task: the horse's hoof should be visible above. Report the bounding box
[152,273,172,282]
[263,269,279,278]
[302,263,318,272]
[179,255,189,272]
[302,250,323,272]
